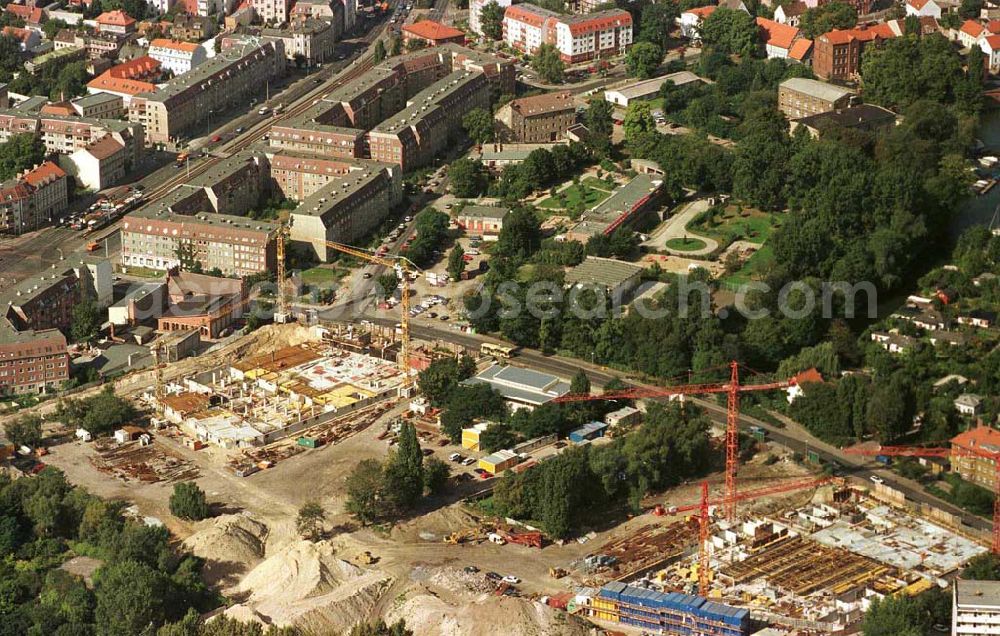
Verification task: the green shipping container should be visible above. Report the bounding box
[807,450,820,464]
[298,437,319,449]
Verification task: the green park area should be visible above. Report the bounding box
[721,244,774,288]
[665,237,707,252]
[690,206,781,246]
[299,266,347,285]
[537,179,613,212]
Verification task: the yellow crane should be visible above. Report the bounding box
[321,239,417,383]
[275,223,292,324]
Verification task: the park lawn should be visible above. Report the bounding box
[692,208,781,245]
[537,183,611,210]
[300,266,346,285]
[665,237,707,252]
[582,176,615,192]
[119,265,165,279]
[720,244,774,288]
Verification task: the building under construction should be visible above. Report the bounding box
[158,341,407,448]
[588,583,750,635]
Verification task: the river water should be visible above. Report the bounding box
[955,110,1000,235]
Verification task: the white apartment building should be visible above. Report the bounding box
[954,580,1000,636]
[502,3,632,63]
[251,0,292,25]
[148,39,208,76]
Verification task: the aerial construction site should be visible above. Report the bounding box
[24,322,994,636]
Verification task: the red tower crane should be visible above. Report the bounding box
[665,476,834,596]
[554,361,793,520]
[844,444,1000,554]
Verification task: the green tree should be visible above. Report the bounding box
[71,300,101,343]
[417,355,476,405]
[861,33,966,110]
[799,1,857,39]
[348,620,413,636]
[375,271,398,301]
[462,108,495,145]
[345,459,387,525]
[531,43,565,84]
[58,387,137,435]
[0,133,46,182]
[701,7,759,57]
[423,457,450,494]
[169,482,210,521]
[93,560,171,636]
[42,18,69,41]
[373,39,387,63]
[584,98,614,157]
[960,0,983,19]
[480,0,505,39]
[389,35,402,56]
[861,594,926,636]
[638,2,679,50]
[866,377,913,443]
[448,244,466,281]
[626,41,663,79]
[448,157,488,197]
[494,206,542,261]
[296,501,325,541]
[965,553,1000,580]
[383,422,424,510]
[4,414,42,448]
[440,384,507,441]
[623,101,657,146]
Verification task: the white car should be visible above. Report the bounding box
[461,457,476,466]
[449,452,462,462]
[501,575,520,585]
[869,475,884,485]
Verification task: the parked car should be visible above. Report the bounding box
[461,457,476,466]
[869,475,884,485]
[464,565,480,574]
[502,575,520,585]
[485,572,502,581]
[449,452,462,462]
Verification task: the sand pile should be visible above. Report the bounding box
[388,593,591,636]
[227,540,392,633]
[183,513,269,586]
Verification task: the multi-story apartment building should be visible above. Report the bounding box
[251,0,291,25]
[262,18,340,67]
[128,40,285,145]
[953,580,1000,636]
[87,55,163,105]
[951,426,1000,492]
[148,39,207,75]
[290,0,345,30]
[470,0,512,35]
[495,91,575,142]
[268,151,380,200]
[812,24,895,80]
[289,163,402,261]
[185,151,270,216]
[54,30,125,60]
[368,71,490,171]
[0,162,70,234]
[0,324,69,395]
[25,46,87,74]
[71,92,124,119]
[777,77,855,120]
[121,206,277,276]
[503,4,632,63]
[4,268,85,333]
[64,134,128,191]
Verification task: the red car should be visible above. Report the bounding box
[211,134,222,142]
[462,254,474,262]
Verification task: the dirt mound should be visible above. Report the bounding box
[228,539,392,632]
[183,513,269,587]
[389,593,590,636]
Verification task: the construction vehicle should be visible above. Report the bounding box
[555,361,793,520]
[355,551,378,564]
[444,527,488,544]
[844,444,1000,555]
[500,530,544,548]
[549,567,568,579]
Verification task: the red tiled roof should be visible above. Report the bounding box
[907,0,930,8]
[96,9,135,26]
[505,4,549,28]
[566,10,632,36]
[961,19,984,38]
[149,38,200,53]
[2,26,33,43]
[953,425,1000,455]
[822,29,855,45]
[0,183,33,202]
[684,5,716,18]
[23,161,66,187]
[401,19,464,41]
[108,55,160,79]
[788,37,812,60]
[792,368,823,385]
[87,56,160,95]
[988,19,1000,34]
[5,4,32,18]
[756,16,799,50]
[40,102,75,116]
[984,34,1000,50]
[863,22,897,39]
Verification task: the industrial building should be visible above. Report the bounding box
[565,174,663,242]
[604,71,705,108]
[777,77,855,120]
[463,364,570,410]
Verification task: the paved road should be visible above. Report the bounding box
[643,198,717,255]
[338,316,992,536]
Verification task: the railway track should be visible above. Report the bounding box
[137,25,385,207]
